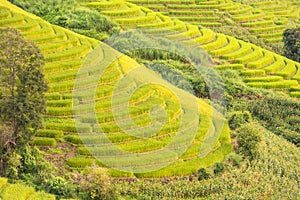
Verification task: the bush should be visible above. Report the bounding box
[228,111,252,130]
[213,162,225,175]
[236,123,262,160]
[4,152,22,180]
[72,164,118,200]
[45,176,77,199]
[283,27,300,62]
[197,168,211,181]
[226,153,243,167]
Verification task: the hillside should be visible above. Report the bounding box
[0,0,231,177]
[78,0,300,98]
[110,124,300,199]
[128,0,299,43]
[0,0,299,199]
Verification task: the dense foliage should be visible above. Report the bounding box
[1,1,299,199]
[107,124,300,199]
[249,96,300,146]
[9,0,120,40]
[221,69,300,146]
[283,27,300,62]
[107,31,225,102]
[0,28,47,177]
[236,123,262,160]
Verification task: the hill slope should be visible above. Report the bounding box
[0,0,231,177]
[128,0,300,43]
[78,0,300,98]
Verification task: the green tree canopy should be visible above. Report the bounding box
[283,27,300,62]
[0,28,48,175]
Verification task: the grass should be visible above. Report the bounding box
[0,183,35,200]
[0,178,55,200]
[32,137,57,147]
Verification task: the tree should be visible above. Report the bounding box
[283,28,300,62]
[236,123,262,160]
[0,28,48,176]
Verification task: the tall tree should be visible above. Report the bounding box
[283,27,300,62]
[0,28,48,175]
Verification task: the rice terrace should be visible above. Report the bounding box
[0,0,299,199]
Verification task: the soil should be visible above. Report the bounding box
[42,142,78,174]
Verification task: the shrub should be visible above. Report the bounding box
[236,123,262,160]
[72,164,118,200]
[45,176,77,199]
[283,27,300,62]
[4,152,22,180]
[226,153,243,167]
[213,162,225,175]
[197,168,211,181]
[228,111,252,130]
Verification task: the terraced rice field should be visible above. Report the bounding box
[127,0,300,43]
[0,0,232,177]
[0,177,55,200]
[79,0,300,98]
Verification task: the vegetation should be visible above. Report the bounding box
[102,123,300,199]
[0,28,47,177]
[236,123,262,160]
[9,0,120,40]
[283,27,300,62]
[80,0,300,98]
[0,0,231,179]
[0,0,299,199]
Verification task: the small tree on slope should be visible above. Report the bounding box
[0,28,47,176]
[283,27,300,62]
